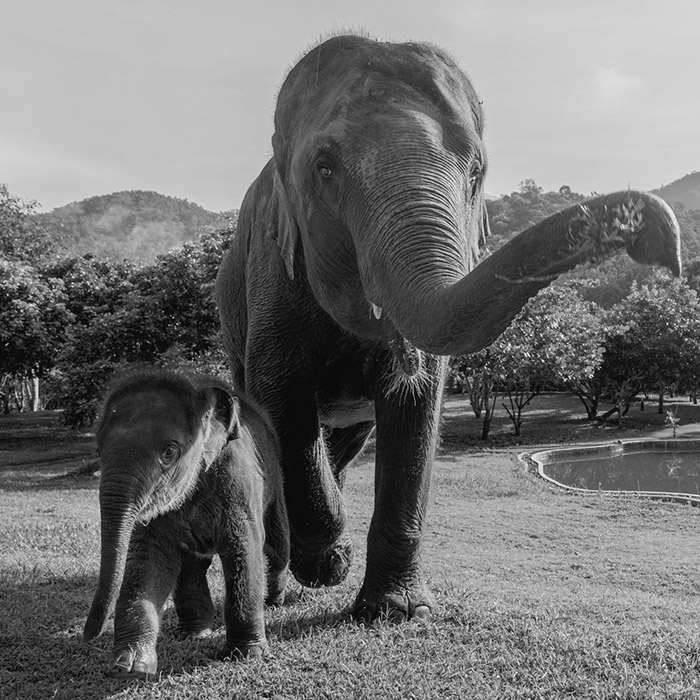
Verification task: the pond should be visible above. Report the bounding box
[530,440,700,504]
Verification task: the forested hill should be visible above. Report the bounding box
[653,171,700,211]
[35,190,229,262]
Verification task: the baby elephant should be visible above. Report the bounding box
[83,367,289,679]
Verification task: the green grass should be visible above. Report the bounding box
[3,400,700,698]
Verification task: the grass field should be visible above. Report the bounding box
[3,395,700,699]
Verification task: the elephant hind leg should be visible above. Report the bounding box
[173,556,215,638]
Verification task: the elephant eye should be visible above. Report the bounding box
[160,443,180,466]
[467,167,481,198]
[317,163,333,180]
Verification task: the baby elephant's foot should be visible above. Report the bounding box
[105,646,158,680]
[218,642,267,661]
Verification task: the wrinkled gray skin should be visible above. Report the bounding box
[215,34,681,623]
[83,368,289,679]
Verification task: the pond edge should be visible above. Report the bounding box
[521,439,700,506]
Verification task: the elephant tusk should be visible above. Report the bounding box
[370,303,383,320]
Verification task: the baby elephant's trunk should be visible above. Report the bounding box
[84,497,137,641]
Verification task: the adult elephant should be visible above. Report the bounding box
[216,34,680,622]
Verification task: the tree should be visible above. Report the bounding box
[596,273,700,422]
[485,180,585,251]
[451,282,610,437]
[0,259,73,410]
[529,285,608,419]
[0,184,58,263]
[42,255,138,324]
[451,349,498,439]
[55,224,235,426]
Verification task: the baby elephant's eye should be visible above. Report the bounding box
[160,443,180,466]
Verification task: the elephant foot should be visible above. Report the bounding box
[291,537,352,588]
[176,623,214,640]
[351,581,435,624]
[105,646,158,680]
[218,642,267,661]
[266,566,289,606]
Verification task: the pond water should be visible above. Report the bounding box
[531,440,700,503]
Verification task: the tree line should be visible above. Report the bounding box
[450,274,700,439]
[0,183,235,422]
[2,181,700,440]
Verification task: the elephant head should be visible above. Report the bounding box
[268,35,680,362]
[83,369,239,641]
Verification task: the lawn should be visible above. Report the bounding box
[2,395,700,699]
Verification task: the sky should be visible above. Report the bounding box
[1,0,698,213]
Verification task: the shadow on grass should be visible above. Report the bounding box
[0,565,352,699]
[0,571,124,700]
[265,586,348,643]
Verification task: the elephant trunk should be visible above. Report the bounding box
[83,489,139,641]
[377,190,681,356]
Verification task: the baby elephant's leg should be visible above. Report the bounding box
[219,517,268,660]
[264,496,290,606]
[173,555,215,638]
[107,533,180,680]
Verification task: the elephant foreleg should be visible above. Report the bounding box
[173,555,215,638]
[108,529,180,679]
[281,427,353,588]
[353,354,447,622]
[263,495,290,606]
[247,356,351,588]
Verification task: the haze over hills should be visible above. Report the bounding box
[36,190,231,262]
[32,173,699,263]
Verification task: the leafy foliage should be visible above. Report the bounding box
[0,259,73,378]
[450,273,700,437]
[596,274,700,421]
[54,226,234,426]
[0,183,59,263]
[452,283,608,436]
[485,180,586,250]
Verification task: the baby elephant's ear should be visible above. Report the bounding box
[205,387,241,441]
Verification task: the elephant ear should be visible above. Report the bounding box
[272,132,300,279]
[203,386,241,443]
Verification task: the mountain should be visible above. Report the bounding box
[36,190,229,262]
[653,171,700,211]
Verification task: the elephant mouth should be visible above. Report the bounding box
[389,329,422,376]
[383,316,423,378]
[371,302,424,377]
